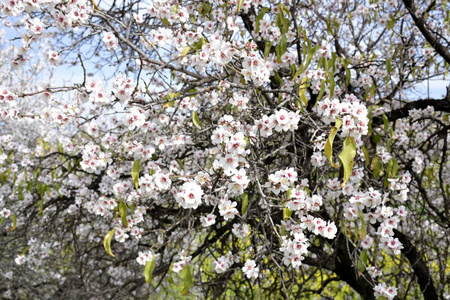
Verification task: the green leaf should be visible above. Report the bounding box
[338,136,357,187]
[9,214,16,231]
[17,181,24,200]
[329,72,336,97]
[361,145,370,167]
[316,80,326,103]
[104,228,116,258]
[325,118,343,167]
[36,181,47,198]
[358,211,367,240]
[280,34,287,57]
[192,110,201,128]
[192,37,206,50]
[286,188,292,199]
[299,88,308,107]
[119,202,129,228]
[255,7,269,32]
[21,245,30,256]
[264,42,272,59]
[357,260,365,273]
[369,81,376,99]
[161,18,170,26]
[181,265,193,295]
[382,113,389,131]
[275,44,281,62]
[274,72,284,85]
[386,157,399,178]
[131,160,141,189]
[236,0,244,14]
[283,207,293,219]
[58,143,63,153]
[0,169,10,186]
[241,193,249,215]
[345,65,351,87]
[361,249,368,266]
[371,156,383,179]
[168,275,174,284]
[180,46,191,57]
[386,58,392,73]
[37,200,44,216]
[373,134,381,145]
[144,255,156,283]
[294,44,318,78]
[163,92,181,101]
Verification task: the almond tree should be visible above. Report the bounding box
[0,0,449,299]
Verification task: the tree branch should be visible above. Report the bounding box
[402,0,450,65]
[372,98,450,125]
[394,229,439,300]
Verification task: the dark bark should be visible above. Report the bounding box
[402,0,450,65]
[394,229,439,300]
[332,233,376,300]
[372,99,450,125]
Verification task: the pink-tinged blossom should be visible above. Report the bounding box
[367,266,382,278]
[311,151,326,167]
[153,172,172,190]
[15,254,26,265]
[133,12,144,23]
[103,31,118,51]
[136,250,153,266]
[321,221,337,239]
[47,50,60,65]
[227,169,249,196]
[270,109,300,132]
[361,235,374,249]
[374,283,398,300]
[218,200,238,220]
[112,73,134,103]
[213,254,231,273]
[232,223,250,239]
[280,232,310,269]
[0,208,11,218]
[200,214,216,227]
[172,251,192,273]
[242,259,259,279]
[115,228,129,243]
[225,132,247,155]
[267,168,298,194]
[175,181,203,209]
[422,48,434,59]
[125,107,146,130]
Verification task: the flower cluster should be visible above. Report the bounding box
[112,73,134,103]
[280,232,310,268]
[241,55,270,86]
[0,87,18,118]
[316,94,369,140]
[174,181,204,209]
[125,107,146,130]
[232,223,250,239]
[266,167,298,194]
[172,250,192,273]
[85,79,111,105]
[80,143,111,173]
[213,252,239,274]
[254,109,300,137]
[136,250,153,266]
[374,283,398,300]
[1,0,91,29]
